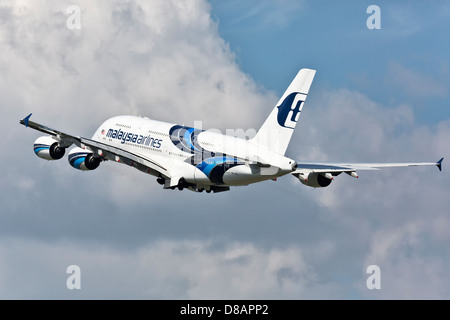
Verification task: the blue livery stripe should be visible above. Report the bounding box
[34,147,49,154]
[73,158,85,169]
[183,128,195,150]
[196,156,239,177]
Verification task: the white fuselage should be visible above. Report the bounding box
[92,115,296,188]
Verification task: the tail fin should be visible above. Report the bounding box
[252,68,316,155]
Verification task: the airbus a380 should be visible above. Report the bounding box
[20,68,443,193]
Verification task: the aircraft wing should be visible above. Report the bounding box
[294,159,443,178]
[20,113,75,141]
[20,113,171,179]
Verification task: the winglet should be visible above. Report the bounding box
[437,158,443,172]
[21,113,32,127]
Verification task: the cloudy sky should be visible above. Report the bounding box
[1,0,449,299]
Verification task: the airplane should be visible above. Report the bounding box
[20,68,443,193]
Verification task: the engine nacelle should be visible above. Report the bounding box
[68,147,101,171]
[34,136,65,160]
[295,171,333,188]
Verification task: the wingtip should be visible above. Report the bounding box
[21,113,32,127]
[437,157,443,172]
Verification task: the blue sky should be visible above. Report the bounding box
[211,0,450,125]
[0,0,449,300]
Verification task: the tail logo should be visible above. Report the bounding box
[277,92,304,129]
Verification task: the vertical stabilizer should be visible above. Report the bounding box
[252,68,316,155]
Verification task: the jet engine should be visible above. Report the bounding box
[295,171,333,188]
[68,147,101,171]
[34,136,65,160]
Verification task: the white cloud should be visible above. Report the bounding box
[291,86,449,217]
[0,238,334,299]
[362,223,450,299]
[0,0,275,133]
[385,62,447,98]
[293,88,417,163]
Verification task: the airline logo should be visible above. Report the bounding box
[106,128,162,148]
[277,92,305,129]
